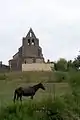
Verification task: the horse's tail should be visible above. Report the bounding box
[13,90,17,103]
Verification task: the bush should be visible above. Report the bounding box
[68,71,80,95]
[0,74,7,80]
[0,96,80,120]
[54,71,68,82]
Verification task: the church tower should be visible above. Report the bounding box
[9,28,44,70]
[21,28,44,63]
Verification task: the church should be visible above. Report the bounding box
[9,28,45,71]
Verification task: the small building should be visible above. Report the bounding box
[9,28,45,71]
[0,61,10,72]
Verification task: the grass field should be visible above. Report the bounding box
[0,71,70,106]
[0,71,78,120]
[0,78,70,106]
[0,71,68,82]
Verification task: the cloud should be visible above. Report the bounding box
[0,0,80,64]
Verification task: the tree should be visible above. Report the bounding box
[67,60,73,71]
[72,51,80,70]
[54,58,67,71]
[54,62,58,71]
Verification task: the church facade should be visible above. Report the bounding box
[9,28,44,71]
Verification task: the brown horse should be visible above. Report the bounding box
[13,83,45,103]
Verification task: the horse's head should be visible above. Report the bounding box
[38,83,45,90]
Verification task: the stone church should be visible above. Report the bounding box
[9,28,44,71]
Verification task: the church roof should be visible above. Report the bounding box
[26,28,36,38]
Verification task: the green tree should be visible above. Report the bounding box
[54,58,67,71]
[72,51,80,70]
[67,60,74,71]
[54,62,58,71]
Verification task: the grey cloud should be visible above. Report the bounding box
[0,0,80,64]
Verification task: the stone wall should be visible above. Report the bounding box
[22,63,54,71]
[23,58,44,64]
[36,58,44,63]
[23,58,33,64]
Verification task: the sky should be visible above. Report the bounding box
[0,0,80,65]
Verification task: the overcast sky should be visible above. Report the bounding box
[0,0,80,65]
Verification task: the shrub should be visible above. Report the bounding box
[0,96,80,120]
[0,74,7,80]
[54,71,68,82]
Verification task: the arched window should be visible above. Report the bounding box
[32,39,35,45]
[28,39,30,45]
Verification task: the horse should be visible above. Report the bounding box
[13,83,45,103]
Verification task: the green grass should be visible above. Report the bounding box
[0,71,70,105]
[0,71,68,82]
[0,80,70,106]
[0,95,80,120]
[0,71,72,120]
[0,97,66,120]
[1,71,80,120]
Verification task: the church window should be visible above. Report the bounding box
[28,39,30,45]
[32,39,35,45]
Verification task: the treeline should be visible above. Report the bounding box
[53,53,80,71]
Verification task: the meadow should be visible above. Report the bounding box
[0,71,79,119]
[0,71,69,105]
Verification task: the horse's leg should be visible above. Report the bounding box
[17,94,19,101]
[20,95,22,102]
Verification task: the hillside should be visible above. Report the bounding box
[0,71,68,83]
